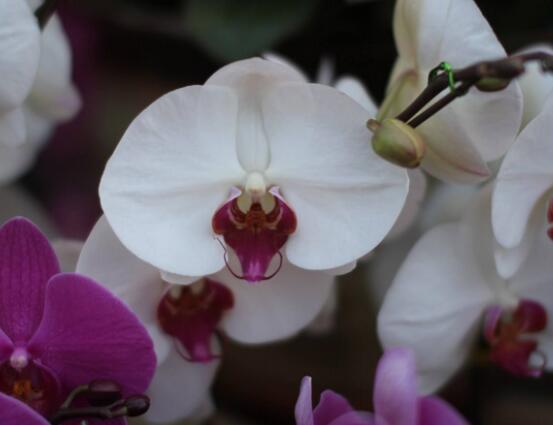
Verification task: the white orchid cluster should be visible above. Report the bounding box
[1,0,553,423]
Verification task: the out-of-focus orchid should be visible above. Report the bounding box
[0,0,80,184]
[0,393,48,425]
[99,57,408,284]
[492,93,553,279]
[379,186,553,393]
[381,0,522,183]
[295,348,469,425]
[77,216,334,423]
[0,217,156,423]
[515,44,553,128]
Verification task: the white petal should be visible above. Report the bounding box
[334,76,378,117]
[0,0,40,112]
[159,270,201,286]
[28,15,81,121]
[378,223,494,393]
[143,347,219,424]
[316,57,334,86]
[492,94,553,248]
[0,138,38,185]
[100,85,245,277]
[51,239,82,272]
[217,260,334,344]
[386,169,427,240]
[264,83,408,270]
[23,106,53,147]
[516,44,553,128]
[0,108,26,147]
[322,261,357,276]
[76,216,166,325]
[262,52,309,82]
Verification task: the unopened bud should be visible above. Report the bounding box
[124,395,150,417]
[475,77,511,92]
[369,118,425,168]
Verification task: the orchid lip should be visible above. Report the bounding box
[483,299,548,377]
[157,279,234,363]
[547,199,553,241]
[212,186,297,283]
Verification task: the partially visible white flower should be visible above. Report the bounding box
[77,216,335,423]
[379,185,553,393]
[382,0,523,183]
[0,1,80,184]
[492,93,553,279]
[516,44,553,129]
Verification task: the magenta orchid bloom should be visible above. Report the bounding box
[0,217,156,423]
[296,348,469,425]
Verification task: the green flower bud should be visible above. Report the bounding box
[475,77,511,92]
[369,118,425,169]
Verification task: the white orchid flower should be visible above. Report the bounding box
[379,185,553,394]
[0,0,80,184]
[99,57,408,284]
[381,0,523,183]
[76,216,335,423]
[492,93,553,279]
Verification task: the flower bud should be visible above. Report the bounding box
[124,395,150,417]
[369,118,425,168]
[475,77,511,92]
[86,379,122,406]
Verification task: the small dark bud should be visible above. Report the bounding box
[86,379,123,406]
[124,395,150,417]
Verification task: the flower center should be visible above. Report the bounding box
[483,299,548,377]
[0,360,60,416]
[212,186,297,283]
[157,279,234,363]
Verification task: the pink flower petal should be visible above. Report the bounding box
[27,273,156,395]
[373,348,417,425]
[313,390,357,425]
[295,376,315,425]
[0,218,60,344]
[0,393,48,425]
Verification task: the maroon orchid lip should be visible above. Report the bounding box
[212,187,297,283]
[157,279,234,363]
[484,299,548,377]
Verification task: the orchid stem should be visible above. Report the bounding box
[395,52,553,127]
[35,0,60,29]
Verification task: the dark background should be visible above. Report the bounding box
[21,1,553,424]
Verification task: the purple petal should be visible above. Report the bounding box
[328,411,376,425]
[212,187,297,283]
[27,273,156,395]
[0,326,13,364]
[0,393,48,425]
[418,396,469,425]
[295,376,314,425]
[313,390,356,425]
[515,299,547,333]
[0,218,60,343]
[373,348,418,425]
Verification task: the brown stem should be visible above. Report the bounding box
[35,0,60,29]
[395,52,553,127]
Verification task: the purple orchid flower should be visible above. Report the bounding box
[0,217,156,424]
[295,348,469,425]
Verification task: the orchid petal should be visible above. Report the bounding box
[0,0,40,112]
[373,348,417,425]
[334,76,378,117]
[262,52,309,81]
[143,347,219,424]
[314,390,357,425]
[0,218,59,343]
[28,15,81,121]
[378,223,494,393]
[418,396,469,425]
[100,85,244,277]
[0,108,26,147]
[217,259,333,343]
[0,140,37,184]
[264,83,408,270]
[0,393,48,425]
[329,412,375,425]
[295,376,315,425]
[492,94,553,249]
[516,44,553,128]
[28,273,156,394]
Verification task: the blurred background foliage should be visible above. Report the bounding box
[12,0,553,424]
